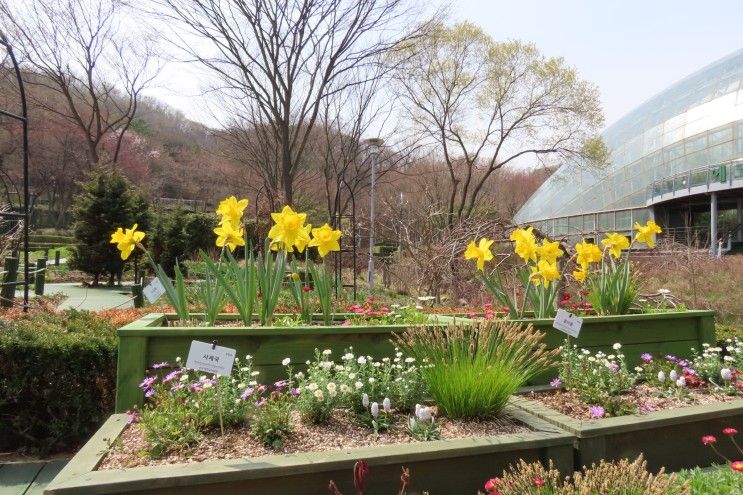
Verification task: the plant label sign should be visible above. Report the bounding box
[185,340,236,376]
[552,309,583,338]
[142,278,166,304]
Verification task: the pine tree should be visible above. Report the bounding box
[70,168,150,286]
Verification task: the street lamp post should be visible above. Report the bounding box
[363,138,384,290]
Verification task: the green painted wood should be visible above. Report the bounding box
[0,463,43,495]
[511,396,743,472]
[45,408,574,495]
[115,336,148,412]
[24,461,67,495]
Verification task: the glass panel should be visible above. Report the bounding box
[734,162,743,180]
[709,142,734,162]
[615,210,631,230]
[709,126,733,145]
[555,217,568,235]
[568,215,583,233]
[691,169,708,187]
[598,212,614,231]
[685,133,707,153]
[583,214,595,231]
[632,209,650,225]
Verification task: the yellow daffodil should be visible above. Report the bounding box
[634,220,662,248]
[214,221,246,252]
[110,224,145,260]
[537,239,564,264]
[575,239,603,267]
[290,272,301,282]
[572,267,588,283]
[530,259,561,288]
[268,205,311,252]
[216,196,248,227]
[308,223,342,257]
[293,224,313,253]
[464,238,494,271]
[510,227,538,263]
[601,233,630,258]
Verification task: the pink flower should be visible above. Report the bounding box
[723,427,738,436]
[731,460,743,472]
[354,308,365,314]
[533,476,545,487]
[341,320,352,326]
[702,435,717,445]
[484,478,500,491]
[379,306,389,313]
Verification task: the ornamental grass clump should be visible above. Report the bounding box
[395,320,557,418]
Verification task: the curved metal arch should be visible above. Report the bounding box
[0,28,31,311]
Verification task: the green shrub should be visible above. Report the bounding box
[150,208,221,276]
[0,310,117,454]
[394,320,557,418]
[677,465,743,494]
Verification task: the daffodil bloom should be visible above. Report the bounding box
[214,221,246,252]
[575,239,602,266]
[572,267,588,283]
[530,259,561,288]
[464,238,494,271]
[601,233,630,258]
[509,227,538,263]
[110,224,145,260]
[268,205,311,252]
[290,272,301,282]
[634,220,662,248]
[537,239,564,264]
[216,196,248,227]
[308,223,342,257]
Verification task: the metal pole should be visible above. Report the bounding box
[737,198,743,243]
[710,192,718,257]
[362,138,383,290]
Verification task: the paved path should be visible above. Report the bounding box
[0,460,67,495]
[46,282,135,311]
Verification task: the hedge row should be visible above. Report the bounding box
[29,234,76,245]
[0,310,118,454]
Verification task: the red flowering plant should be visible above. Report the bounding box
[345,299,429,326]
[556,291,595,316]
[701,427,743,472]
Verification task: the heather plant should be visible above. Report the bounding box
[395,320,557,418]
[481,455,687,495]
[558,342,637,416]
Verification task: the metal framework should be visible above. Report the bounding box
[0,29,31,311]
[332,176,358,300]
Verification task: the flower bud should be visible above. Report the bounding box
[382,397,391,413]
[371,402,379,417]
[362,393,369,408]
[657,371,665,382]
[721,368,733,381]
[669,370,678,381]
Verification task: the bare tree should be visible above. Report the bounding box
[0,0,160,168]
[152,0,431,205]
[394,21,607,228]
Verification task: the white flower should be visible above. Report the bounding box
[326,382,337,393]
[175,357,182,363]
[721,368,733,381]
[612,343,622,350]
[321,361,333,369]
[373,362,381,368]
[314,389,324,399]
[308,383,318,391]
[702,343,710,347]
[340,384,351,393]
[238,383,245,389]
[355,381,364,389]
[588,356,596,362]
[608,355,615,360]
[334,365,345,371]
[251,371,260,376]
[405,357,415,363]
[368,377,376,384]
[634,366,643,372]
[203,382,213,389]
[669,370,678,381]
[357,356,367,365]
[234,399,241,405]
[676,377,686,388]
[362,393,369,408]
[180,374,189,382]
[724,356,735,362]
[322,349,332,356]
[245,354,252,360]
[371,402,379,417]
[342,353,355,361]
[249,380,257,386]
[282,358,291,366]
[348,373,356,380]
[240,367,250,372]
[657,371,666,382]
[382,357,390,362]
[294,372,305,379]
[582,349,591,355]
[396,352,403,358]
[382,397,391,412]
[415,404,421,417]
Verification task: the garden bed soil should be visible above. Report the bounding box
[530,385,735,420]
[100,408,531,470]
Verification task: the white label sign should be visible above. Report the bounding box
[185,340,236,376]
[552,309,583,338]
[142,277,166,304]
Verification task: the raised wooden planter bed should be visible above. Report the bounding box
[115,314,446,413]
[510,395,743,472]
[44,407,573,495]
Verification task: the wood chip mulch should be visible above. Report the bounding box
[528,384,736,421]
[98,408,531,470]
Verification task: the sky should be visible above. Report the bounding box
[145,0,743,132]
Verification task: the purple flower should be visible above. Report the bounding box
[170,383,185,392]
[290,387,300,397]
[256,384,267,394]
[677,359,689,367]
[144,388,155,398]
[189,383,203,393]
[589,405,605,419]
[664,354,678,362]
[550,378,562,388]
[162,370,182,384]
[682,367,696,376]
[240,387,255,400]
[273,379,290,390]
[607,363,620,372]
[640,353,652,363]
[151,361,169,369]
[126,411,141,425]
[138,376,157,390]
[255,397,268,408]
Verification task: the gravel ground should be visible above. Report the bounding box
[99,408,531,470]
